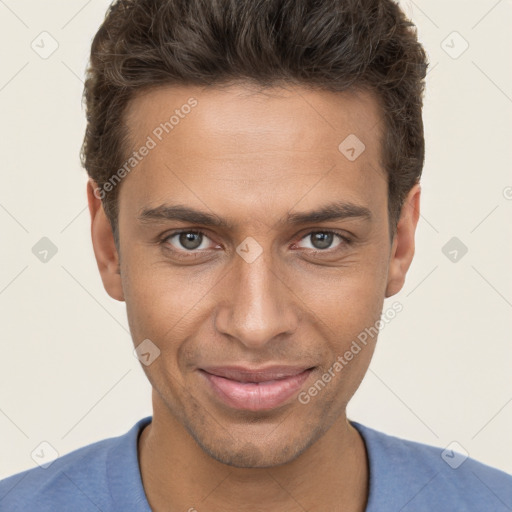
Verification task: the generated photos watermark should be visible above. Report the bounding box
[94,97,198,200]
[298,301,403,405]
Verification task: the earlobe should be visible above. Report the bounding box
[86,179,125,302]
[385,184,421,298]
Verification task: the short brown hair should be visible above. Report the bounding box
[81,0,428,242]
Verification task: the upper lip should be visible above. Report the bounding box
[200,365,314,383]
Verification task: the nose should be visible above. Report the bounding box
[214,245,300,349]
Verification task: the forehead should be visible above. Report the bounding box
[119,83,387,226]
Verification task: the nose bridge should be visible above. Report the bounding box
[215,244,298,348]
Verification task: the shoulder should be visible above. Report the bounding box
[351,421,512,512]
[0,416,152,512]
[0,435,114,511]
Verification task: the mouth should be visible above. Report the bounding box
[198,365,316,411]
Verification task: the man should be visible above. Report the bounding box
[1,0,511,510]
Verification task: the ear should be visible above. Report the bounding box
[385,183,421,298]
[87,179,125,302]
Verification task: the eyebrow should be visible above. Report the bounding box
[137,201,372,229]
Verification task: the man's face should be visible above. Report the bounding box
[101,83,405,467]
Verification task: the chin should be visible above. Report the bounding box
[186,420,325,469]
[201,441,300,469]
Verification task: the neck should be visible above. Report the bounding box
[138,398,368,512]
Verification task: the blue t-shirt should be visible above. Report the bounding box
[1,416,511,511]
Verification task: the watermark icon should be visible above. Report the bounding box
[338,134,366,162]
[31,441,59,469]
[298,301,403,405]
[31,31,59,59]
[236,236,263,263]
[32,237,58,263]
[441,31,469,60]
[94,97,198,200]
[503,186,512,200]
[441,441,469,469]
[442,236,468,263]
[134,338,161,366]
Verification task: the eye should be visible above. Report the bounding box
[295,230,350,251]
[163,230,215,252]
[159,228,352,260]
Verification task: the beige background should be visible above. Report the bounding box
[0,0,511,478]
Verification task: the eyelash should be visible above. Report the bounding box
[159,229,353,259]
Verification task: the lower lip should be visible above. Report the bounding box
[199,369,314,411]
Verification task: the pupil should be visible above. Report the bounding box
[180,232,202,250]
[312,232,332,250]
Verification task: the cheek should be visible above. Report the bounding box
[291,256,387,380]
[120,251,216,346]
[301,279,382,410]
[293,258,387,329]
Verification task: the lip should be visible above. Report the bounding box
[199,365,315,411]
